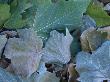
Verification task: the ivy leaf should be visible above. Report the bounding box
[0,4,11,28]
[4,0,32,29]
[76,41,110,82]
[86,1,110,27]
[32,0,91,40]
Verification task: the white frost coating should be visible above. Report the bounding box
[42,28,73,64]
[0,35,7,58]
[4,28,43,78]
[17,28,43,52]
[76,41,110,82]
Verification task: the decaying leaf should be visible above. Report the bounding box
[68,63,79,82]
[3,28,43,78]
[80,28,105,52]
[41,28,73,65]
[97,26,110,39]
[76,41,110,82]
[0,58,11,69]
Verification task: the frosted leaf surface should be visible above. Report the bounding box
[41,28,73,64]
[0,67,23,82]
[4,28,43,78]
[76,41,110,82]
[32,0,91,40]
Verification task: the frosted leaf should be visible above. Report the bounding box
[0,35,7,58]
[27,61,60,82]
[36,71,59,82]
[104,3,110,11]
[17,28,43,52]
[0,67,23,82]
[32,0,91,40]
[41,28,73,64]
[76,41,110,82]
[32,62,59,82]
[4,28,43,78]
[82,15,96,31]
[80,28,104,52]
[0,31,17,38]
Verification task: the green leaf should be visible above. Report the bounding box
[4,0,32,29]
[86,1,110,27]
[4,14,26,29]
[0,4,11,28]
[32,0,91,40]
[0,0,12,3]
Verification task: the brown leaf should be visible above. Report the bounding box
[68,63,79,82]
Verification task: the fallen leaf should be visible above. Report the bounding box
[76,41,110,82]
[4,28,43,78]
[80,28,105,52]
[41,28,73,65]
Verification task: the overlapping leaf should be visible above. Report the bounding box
[80,28,105,52]
[87,0,110,27]
[32,0,91,40]
[76,41,110,82]
[41,28,73,65]
[0,67,23,82]
[4,0,33,29]
[4,28,43,78]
